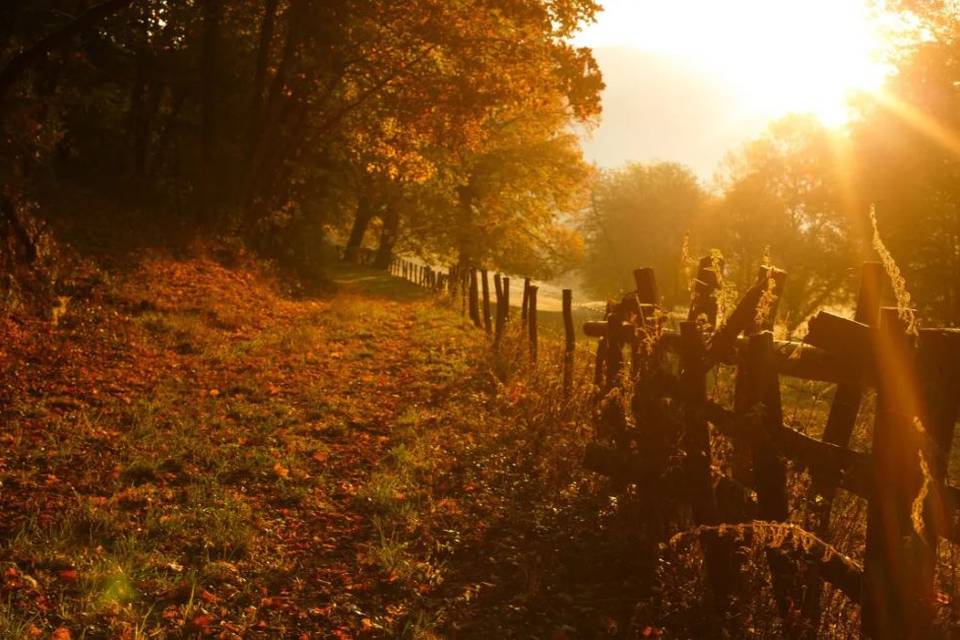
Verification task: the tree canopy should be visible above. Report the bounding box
[0,0,603,308]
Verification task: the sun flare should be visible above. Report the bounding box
[574,0,902,127]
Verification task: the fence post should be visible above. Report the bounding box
[498,277,510,347]
[744,332,789,522]
[562,289,574,396]
[678,321,741,625]
[604,300,626,392]
[632,267,659,374]
[688,255,722,326]
[739,331,798,632]
[634,267,658,303]
[468,269,481,328]
[731,266,787,485]
[481,269,492,334]
[494,274,505,344]
[593,337,606,390]
[521,278,531,323]
[862,307,931,639]
[528,285,538,362]
[501,277,510,321]
[917,329,960,527]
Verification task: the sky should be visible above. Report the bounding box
[572,0,898,180]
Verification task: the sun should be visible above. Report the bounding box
[574,0,901,128]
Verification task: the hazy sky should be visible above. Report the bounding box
[575,48,769,181]
[573,0,895,180]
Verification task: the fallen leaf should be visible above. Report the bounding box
[190,613,213,628]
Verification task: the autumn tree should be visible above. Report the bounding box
[332,0,603,271]
[579,161,706,307]
[708,115,856,328]
[0,0,602,301]
[440,104,594,278]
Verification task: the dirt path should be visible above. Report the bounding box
[1,255,646,639]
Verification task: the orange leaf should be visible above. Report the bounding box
[51,628,71,640]
[190,614,213,628]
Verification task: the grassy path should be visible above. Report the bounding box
[1,255,646,639]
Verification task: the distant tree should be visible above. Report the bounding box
[711,116,855,328]
[579,161,705,308]
[849,20,960,324]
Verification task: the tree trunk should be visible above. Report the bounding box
[242,0,303,224]
[374,208,399,269]
[199,0,224,219]
[344,195,374,262]
[248,0,280,154]
[127,22,156,178]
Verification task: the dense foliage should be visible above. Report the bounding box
[0,0,603,313]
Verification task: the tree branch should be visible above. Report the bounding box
[0,0,135,101]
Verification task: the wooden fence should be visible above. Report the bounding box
[348,246,960,636]
[581,257,960,639]
[386,255,577,378]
